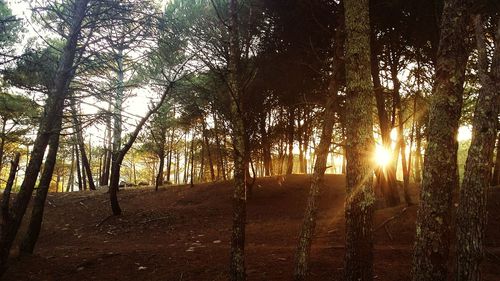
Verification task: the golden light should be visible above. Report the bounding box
[457,125,472,142]
[374,145,392,167]
[390,128,398,142]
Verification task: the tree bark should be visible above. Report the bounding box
[344,1,376,280]
[228,0,247,280]
[455,15,500,281]
[0,121,6,179]
[370,31,400,208]
[294,87,338,281]
[166,128,173,183]
[75,141,83,191]
[491,132,500,186]
[190,133,195,187]
[20,118,62,254]
[0,153,20,262]
[286,108,295,175]
[71,100,96,190]
[411,0,469,280]
[108,81,176,215]
[414,121,423,183]
[100,104,112,186]
[155,150,165,191]
[260,113,272,176]
[1,153,20,237]
[391,64,412,205]
[66,145,75,192]
[202,121,215,182]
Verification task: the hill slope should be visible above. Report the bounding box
[4,175,500,280]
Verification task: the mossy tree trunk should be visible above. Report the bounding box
[344,0,376,280]
[227,0,247,280]
[491,132,500,186]
[455,14,500,281]
[293,90,339,281]
[293,15,344,279]
[411,0,469,280]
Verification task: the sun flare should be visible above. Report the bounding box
[374,145,392,167]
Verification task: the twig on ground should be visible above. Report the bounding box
[384,224,393,241]
[141,216,170,224]
[375,207,408,232]
[96,215,114,227]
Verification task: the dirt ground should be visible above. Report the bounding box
[3,174,500,280]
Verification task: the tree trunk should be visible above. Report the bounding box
[108,79,177,216]
[166,128,173,183]
[228,0,247,280]
[0,120,7,179]
[200,141,205,182]
[294,87,338,281]
[1,153,20,238]
[491,132,500,186]
[455,15,500,281]
[213,110,224,180]
[190,134,195,187]
[0,0,89,274]
[75,142,83,191]
[20,118,62,254]
[71,100,96,190]
[411,0,469,280]
[0,153,20,262]
[414,122,423,183]
[81,161,87,190]
[344,1,376,280]
[260,114,272,176]
[109,152,123,215]
[66,145,75,192]
[155,150,165,191]
[371,33,400,208]
[100,104,112,186]
[286,108,295,175]
[391,64,412,205]
[202,121,215,182]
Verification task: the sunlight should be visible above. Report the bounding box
[457,126,472,142]
[390,128,398,142]
[374,145,392,167]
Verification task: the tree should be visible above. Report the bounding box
[0,0,91,274]
[492,132,500,186]
[293,5,344,278]
[455,14,500,281]
[145,102,172,191]
[106,0,192,215]
[411,0,470,280]
[19,117,62,254]
[70,98,96,190]
[227,0,247,279]
[343,0,376,280]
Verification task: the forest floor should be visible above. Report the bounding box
[3,174,500,281]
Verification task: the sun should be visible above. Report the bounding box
[374,145,392,167]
